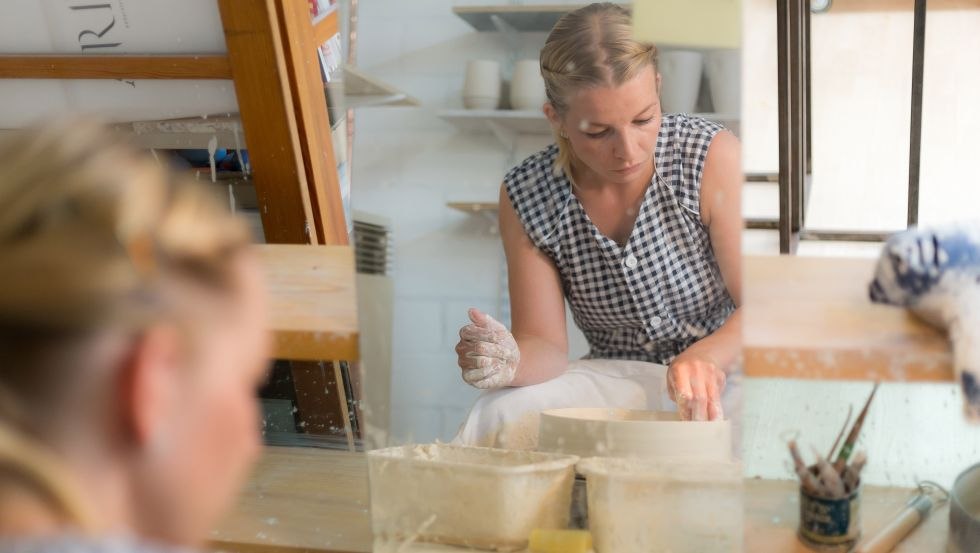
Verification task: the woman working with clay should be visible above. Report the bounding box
[454,3,742,448]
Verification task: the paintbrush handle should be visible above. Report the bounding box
[853,495,932,553]
[834,382,880,471]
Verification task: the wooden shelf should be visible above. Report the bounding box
[743,255,953,382]
[447,201,499,214]
[438,109,739,145]
[453,4,626,32]
[343,64,420,108]
[439,108,551,134]
[256,244,359,362]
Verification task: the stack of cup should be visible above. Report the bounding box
[510,59,547,111]
[658,50,704,114]
[705,49,741,115]
[463,60,501,110]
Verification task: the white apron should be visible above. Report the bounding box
[452,359,742,453]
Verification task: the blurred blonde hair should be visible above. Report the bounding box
[0,118,250,529]
[540,2,659,177]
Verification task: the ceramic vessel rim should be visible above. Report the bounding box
[367,443,579,475]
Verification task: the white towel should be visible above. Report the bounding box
[452,359,742,453]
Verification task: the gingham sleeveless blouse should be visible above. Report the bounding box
[504,114,735,365]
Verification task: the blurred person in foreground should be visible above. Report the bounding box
[0,119,271,551]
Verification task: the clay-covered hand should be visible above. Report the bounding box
[667,352,726,421]
[455,308,520,389]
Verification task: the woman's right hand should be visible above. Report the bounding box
[455,308,520,389]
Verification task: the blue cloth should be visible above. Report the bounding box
[869,223,980,306]
[869,221,980,415]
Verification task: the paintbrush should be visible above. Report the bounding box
[789,440,822,495]
[833,381,880,474]
[814,447,846,498]
[843,451,867,493]
[827,404,854,460]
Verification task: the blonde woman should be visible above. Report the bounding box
[454,3,742,447]
[0,120,271,549]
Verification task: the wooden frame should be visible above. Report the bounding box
[0,55,232,79]
[217,0,347,246]
[0,1,359,450]
[0,1,346,248]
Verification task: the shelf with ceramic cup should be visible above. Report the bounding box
[447,202,500,233]
[437,108,552,145]
[438,108,739,146]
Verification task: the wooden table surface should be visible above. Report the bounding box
[213,448,955,553]
[212,447,371,553]
[255,244,359,362]
[745,478,951,552]
[744,255,953,382]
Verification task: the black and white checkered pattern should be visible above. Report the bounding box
[504,114,736,365]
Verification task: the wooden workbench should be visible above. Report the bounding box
[744,255,953,382]
[746,478,951,552]
[213,448,955,553]
[211,447,371,553]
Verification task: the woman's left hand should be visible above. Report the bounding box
[667,353,726,421]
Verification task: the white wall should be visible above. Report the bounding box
[351,0,589,444]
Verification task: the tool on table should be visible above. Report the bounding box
[791,382,879,550]
[826,404,853,460]
[833,381,879,473]
[853,481,950,553]
[528,529,593,553]
[788,381,878,499]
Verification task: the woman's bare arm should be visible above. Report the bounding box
[667,130,743,420]
[498,183,571,386]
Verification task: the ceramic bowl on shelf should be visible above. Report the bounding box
[537,407,733,462]
[463,60,501,110]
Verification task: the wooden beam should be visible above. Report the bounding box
[0,55,232,79]
[277,0,349,245]
[257,244,359,361]
[218,0,317,245]
[313,10,341,46]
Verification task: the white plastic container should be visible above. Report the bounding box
[367,444,578,551]
[577,457,743,553]
[538,408,733,462]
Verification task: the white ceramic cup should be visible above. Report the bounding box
[463,60,501,110]
[509,59,547,111]
[658,50,704,114]
[705,49,741,115]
